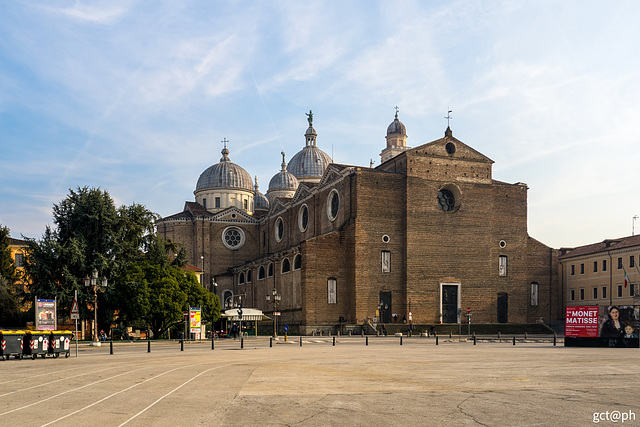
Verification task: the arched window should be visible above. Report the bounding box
[258,266,266,280]
[282,258,291,274]
[268,262,274,278]
[294,254,302,270]
[246,270,252,283]
[239,272,245,284]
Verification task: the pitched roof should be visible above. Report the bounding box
[559,234,640,259]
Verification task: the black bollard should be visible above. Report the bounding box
[436,335,439,345]
[110,340,113,355]
[400,336,403,346]
[366,336,368,346]
[241,337,244,349]
[299,336,302,347]
[449,332,452,338]
[513,336,516,346]
[148,340,151,353]
[333,336,335,346]
[554,333,557,347]
[212,336,215,350]
[181,339,184,351]
[473,335,476,345]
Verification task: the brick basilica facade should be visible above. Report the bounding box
[157,113,561,334]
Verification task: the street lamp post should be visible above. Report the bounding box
[266,287,281,338]
[84,268,108,347]
[200,255,204,285]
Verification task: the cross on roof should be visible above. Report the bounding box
[445,109,453,127]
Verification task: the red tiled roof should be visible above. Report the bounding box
[559,234,640,259]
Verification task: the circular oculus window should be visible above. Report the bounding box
[327,190,340,221]
[382,235,390,243]
[222,226,245,250]
[437,189,456,212]
[499,240,507,248]
[298,204,309,232]
[275,217,284,242]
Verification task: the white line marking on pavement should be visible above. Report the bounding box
[118,364,231,426]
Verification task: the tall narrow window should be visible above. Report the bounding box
[215,197,221,208]
[593,261,598,273]
[381,251,390,273]
[327,279,337,304]
[267,263,274,278]
[282,258,291,274]
[602,286,607,300]
[593,287,598,299]
[530,282,539,306]
[258,266,265,280]
[603,260,607,272]
[498,256,507,276]
[571,265,575,276]
[617,285,623,298]
[579,288,585,300]
[239,272,245,284]
[618,258,623,269]
[293,254,302,270]
[570,289,575,301]
[14,252,23,268]
[246,270,252,283]
[244,199,248,210]
[203,198,207,209]
[580,263,584,274]
[631,256,636,268]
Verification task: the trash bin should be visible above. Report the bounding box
[48,331,72,358]
[0,331,24,360]
[24,331,49,359]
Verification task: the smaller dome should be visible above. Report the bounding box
[269,152,299,191]
[387,111,406,136]
[254,177,269,211]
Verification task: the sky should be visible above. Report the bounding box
[1,0,639,249]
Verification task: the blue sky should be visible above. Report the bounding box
[1,0,639,249]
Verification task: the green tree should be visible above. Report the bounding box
[23,187,155,331]
[0,225,21,326]
[0,225,17,284]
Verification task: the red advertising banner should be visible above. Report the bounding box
[565,306,599,337]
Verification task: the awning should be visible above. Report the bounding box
[221,308,271,322]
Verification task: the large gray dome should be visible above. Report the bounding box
[288,125,332,181]
[196,147,253,192]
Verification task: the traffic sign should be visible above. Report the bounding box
[467,307,471,314]
[283,325,289,333]
[183,311,188,318]
[70,298,79,320]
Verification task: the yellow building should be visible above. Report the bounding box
[559,235,640,307]
[8,237,27,286]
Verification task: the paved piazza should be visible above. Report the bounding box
[0,336,638,426]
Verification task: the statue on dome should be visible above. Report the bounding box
[306,110,313,127]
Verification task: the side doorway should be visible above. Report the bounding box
[440,283,460,324]
[497,292,508,323]
[379,291,392,324]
